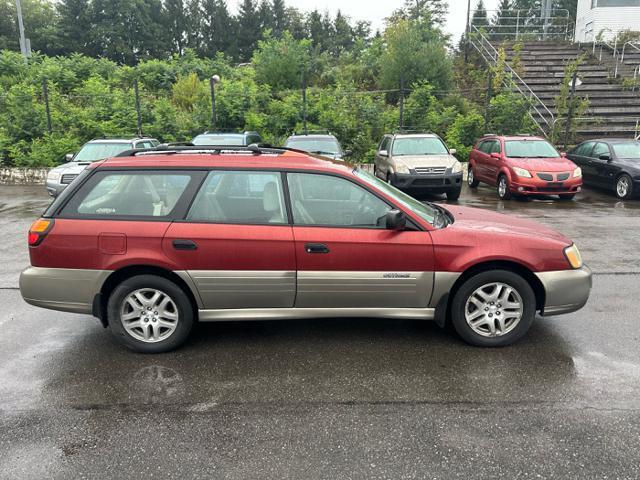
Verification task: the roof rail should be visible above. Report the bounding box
[201,130,259,135]
[393,128,434,134]
[91,135,153,140]
[292,129,331,136]
[112,144,309,158]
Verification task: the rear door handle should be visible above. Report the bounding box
[172,239,198,251]
[305,243,330,254]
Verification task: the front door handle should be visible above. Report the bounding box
[173,239,198,251]
[305,243,330,254]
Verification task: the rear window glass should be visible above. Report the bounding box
[74,142,132,162]
[62,171,193,218]
[192,134,246,146]
[285,137,341,155]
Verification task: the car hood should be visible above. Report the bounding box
[393,154,457,168]
[444,205,571,244]
[509,157,577,172]
[50,161,93,173]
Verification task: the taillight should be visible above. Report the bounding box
[28,219,54,246]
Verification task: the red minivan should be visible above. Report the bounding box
[20,146,591,352]
[468,135,583,200]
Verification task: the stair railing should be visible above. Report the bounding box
[617,41,640,77]
[468,25,556,136]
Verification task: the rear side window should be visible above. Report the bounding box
[478,141,492,153]
[62,171,194,218]
[187,171,287,224]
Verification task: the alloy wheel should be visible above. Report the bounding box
[464,282,523,337]
[498,177,508,198]
[120,288,179,343]
[617,176,630,198]
[468,168,474,186]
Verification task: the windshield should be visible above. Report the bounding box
[285,138,341,155]
[192,134,246,146]
[504,140,560,158]
[391,137,449,156]
[74,142,132,162]
[354,168,449,228]
[612,142,640,159]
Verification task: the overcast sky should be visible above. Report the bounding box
[227,0,501,42]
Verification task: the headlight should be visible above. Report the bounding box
[564,244,583,269]
[47,170,61,182]
[512,167,532,178]
[573,167,582,178]
[451,161,463,173]
[395,163,410,174]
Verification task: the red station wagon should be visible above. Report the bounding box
[468,135,583,200]
[20,146,592,352]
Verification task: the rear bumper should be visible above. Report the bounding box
[510,176,582,196]
[19,267,110,314]
[392,172,463,192]
[535,265,592,316]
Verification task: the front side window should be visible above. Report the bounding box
[65,171,193,217]
[391,137,449,156]
[504,140,560,158]
[591,142,611,158]
[490,141,502,154]
[379,137,391,152]
[478,141,492,154]
[188,171,286,224]
[74,142,133,162]
[573,141,595,156]
[287,173,391,227]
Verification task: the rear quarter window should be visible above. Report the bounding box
[60,170,199,219]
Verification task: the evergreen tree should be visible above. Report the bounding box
[236,0,261,61]
[201,0,235,58]
[271,0,287,37]
[185,0,203,51]
[306,10,324,49]
[56,0,91,54]
[333,11,354,55]
[162,0,188,54]
[492,0,513,39]
[257,0,273,33]
[471,0,489,28]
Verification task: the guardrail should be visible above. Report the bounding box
[468,24,555,136]
[469,9,572,41]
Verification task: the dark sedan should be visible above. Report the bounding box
[567,139,640,199]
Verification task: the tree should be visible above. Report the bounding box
[271,0,287,37]
[56,0,91,54]
[162,0,188,55]
[0,0,59,54]
[471,0,489,29]
[236,0,261,61]
[200,0,235,58]
[491,0,513,39]
[252,31,311,90]
[333,11,354,55]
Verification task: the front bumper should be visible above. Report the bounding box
[535,265,592,316]
[510,175,582,196]
[391,171,463,192]
[20,267,110,314]
[45,180,67,197]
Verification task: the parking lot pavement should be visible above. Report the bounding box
[1,184,640,479]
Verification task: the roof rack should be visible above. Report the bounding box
[482,133,498,137]
[393,128,435,134]
[91,135,153,140]
[113,144,308,158]
[291,129,331,136]
[201,130,259,135]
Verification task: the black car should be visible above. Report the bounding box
[567,139,640,199]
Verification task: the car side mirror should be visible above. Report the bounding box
[65,153,74,161]
[449,148,457,155]
[379,149,388,157]
[599,154,611,161]
[385,209,406,231]
[343,150,353,157]
[490,152,501,159]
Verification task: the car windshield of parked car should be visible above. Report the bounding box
[391,137,449,156]
[504,140,559,158]
[354,169,448,227]
[74,142,132,162]
[612,142,640,159]
[192,134,246,146]
[285,138,341,155]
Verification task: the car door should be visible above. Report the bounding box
[374,136,392,180]
[568,141,595,184]
[589,142,613,188]
[163,170,296,310]
[286,172,435,309]
[486,140,503,182]
[474,141,492,182]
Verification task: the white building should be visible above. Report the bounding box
[575,0,640,42]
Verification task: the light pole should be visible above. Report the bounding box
[209,74,220,131]
[15,0,28,59]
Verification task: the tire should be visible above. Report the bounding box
[450,270,536,347]
[446,186,461,201]
[386,172,393,186]
[558,194,575,200]
[108,274,194,353]
[497,174,512,200]
[467,166,479,188]
[615,174,634,199]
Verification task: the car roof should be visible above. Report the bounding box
[87,138,156,144]
[94,149,355,175]
[481,135,546,141]
[580,138,638,144]
[392,133,438,138]
[286,134,337,140]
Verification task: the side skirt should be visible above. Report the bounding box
[198,307,436,322]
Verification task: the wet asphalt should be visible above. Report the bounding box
[0,184,639,479]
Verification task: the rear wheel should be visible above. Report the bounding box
[559,194,575,200]
[451,270,536,347]
[616,174,634,199]
[108,275,194,353]
[467,166,479,188]
[497,175,512,200]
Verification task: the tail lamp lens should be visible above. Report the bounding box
[28,219,53,246]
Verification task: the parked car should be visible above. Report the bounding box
[191,131,262,146]
[46,137,160,197]
[468,135,582,200]
[20,145,591,353]
[373,132,463,200]
[566,138,640,199]
[283,132,350,160]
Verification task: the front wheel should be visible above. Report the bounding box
[558,194,575,200]
[616,174,634,199]
[468,166,479,188]
[450,270,536,347]
[108,275,194,353]
[497,175,512,200]
[446,187,461,201]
